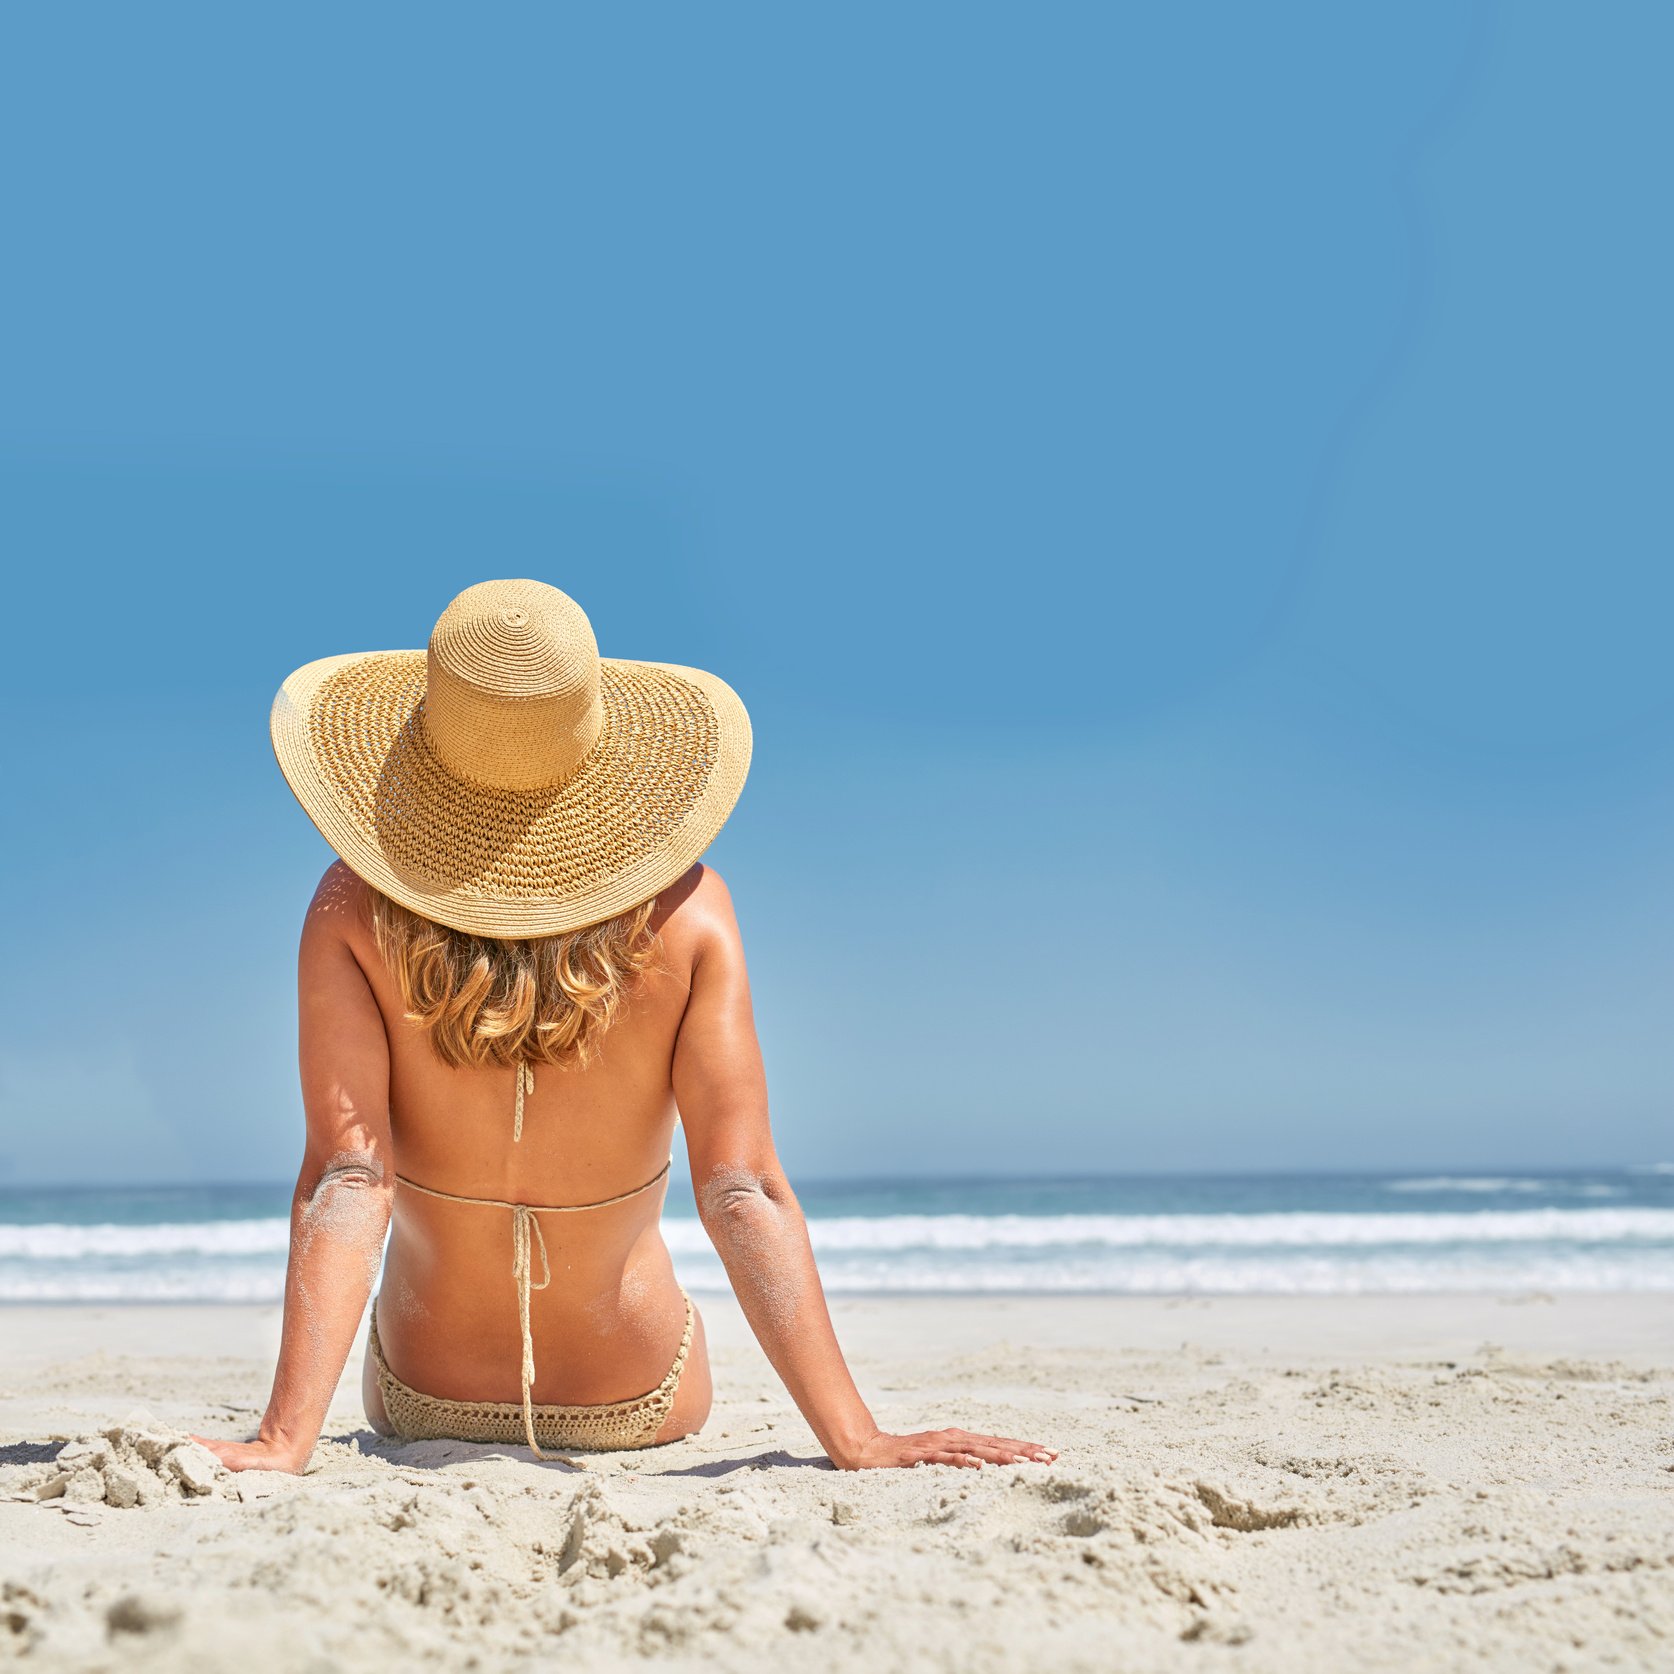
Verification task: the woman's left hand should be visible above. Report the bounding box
[834,1426,1058,1470]
[191,1434,310,1474]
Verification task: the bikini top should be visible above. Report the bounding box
[393,1060,673,1457]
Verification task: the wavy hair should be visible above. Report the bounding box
[368,888,662,1070]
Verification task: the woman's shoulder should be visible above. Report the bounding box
[651,863,744,955]
[304,860,372,930]
[293,864,380,976]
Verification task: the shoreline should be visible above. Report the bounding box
[5,1283,1673,1312]
[3,1287,1671,1344]
[6,1283,1674,1298]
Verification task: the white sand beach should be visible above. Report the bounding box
[2,1293,1670,1671]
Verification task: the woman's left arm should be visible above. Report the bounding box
[199,868,393,1473]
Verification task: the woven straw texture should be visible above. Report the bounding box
[270,580,751,936]
[368,1302,692,1453]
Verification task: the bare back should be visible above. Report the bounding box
[310,860,714,1425]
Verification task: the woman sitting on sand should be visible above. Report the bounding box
[202,580,1054,1474]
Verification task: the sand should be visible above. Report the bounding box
[2,1293,1671,1671]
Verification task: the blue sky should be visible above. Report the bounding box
[1,3,1669,1185]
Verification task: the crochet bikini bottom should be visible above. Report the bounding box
[369,1292,694,1455]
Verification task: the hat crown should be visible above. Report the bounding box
[423,579,604,789]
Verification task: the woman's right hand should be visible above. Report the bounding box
[192,1433,312,1475]
[834,1427,1058,1470]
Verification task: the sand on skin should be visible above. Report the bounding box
[1,1293,1671,1671]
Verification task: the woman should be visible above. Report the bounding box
[202,579,1053,1473]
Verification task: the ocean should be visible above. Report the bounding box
[3,1167,1671,1303]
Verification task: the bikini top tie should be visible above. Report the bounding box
[393,1060,672,1459]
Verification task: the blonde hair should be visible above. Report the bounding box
[368,888,661,1070]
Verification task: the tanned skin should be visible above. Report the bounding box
[199,861,1055,1473]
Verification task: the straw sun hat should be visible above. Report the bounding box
[270,579,751,937]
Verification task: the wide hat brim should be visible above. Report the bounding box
[271,649,751,937]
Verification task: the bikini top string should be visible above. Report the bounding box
[509,1059,543,1451]
[513,1060,534,1143]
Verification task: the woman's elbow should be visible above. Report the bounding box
[297,1151,396,1223]
[696,1162,795,1237]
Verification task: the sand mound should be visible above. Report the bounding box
[18,1416,226,1511]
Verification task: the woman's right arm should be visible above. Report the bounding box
[672,869,1056,1471]
[198,867,394,1473]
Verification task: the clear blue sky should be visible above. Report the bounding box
[1,3,1669,1185]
